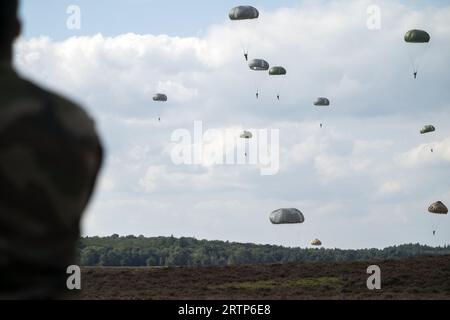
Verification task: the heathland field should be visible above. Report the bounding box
[79,255,450,300]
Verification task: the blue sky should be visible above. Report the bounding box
[14,0,450,249]
[20,0,450,39]
[20,1,295,39]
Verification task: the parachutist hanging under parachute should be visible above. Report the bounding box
[404,29,430,79]
[420,125,435,153]
[269,66,287,101]
[428,201,448,236]
[153,94,167,123]
[248,59,269,100]
[229,6,259,63]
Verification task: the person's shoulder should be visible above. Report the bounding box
[25,78,100,140]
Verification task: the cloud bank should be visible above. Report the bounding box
[13,0,450,248]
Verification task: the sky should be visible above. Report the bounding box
[13,0,450,249]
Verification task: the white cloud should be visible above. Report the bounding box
[98,175,116,193]
[139,166,165,193]
[395,137,450,168]
[378,180,404,195]
[352,139,394,156]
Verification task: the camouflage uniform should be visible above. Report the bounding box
[0,64,103,299]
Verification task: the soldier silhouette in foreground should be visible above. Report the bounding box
[0,0,103,299]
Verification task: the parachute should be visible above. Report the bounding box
[249,59,269,99]
[229,6,259,20]
[404,30,431,43]
[240,131,253,139]
[314,97,330,106]
[153,94,167,122]
[428,201,448,215]
[427,201,448,236]
[311,239,322,246]
[420,125,435,135]
[270,208,305,224]
[249,59,270,71]
[314,98,330,128]
[153,93,168,102]
[404,29,431,79]
[420,125,436,152]
[240,131,253,158]
[229,6,260,61]
[269,66,287,100]
[269,66,287,76]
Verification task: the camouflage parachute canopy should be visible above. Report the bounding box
[311,239,322,246]
[269,66,287,76]
[270,208,305,224]
[404,29,431,43]
[420,125,435,134]
[314,97,330,106]
[153,93,168,102]
[249,59,270,71]
[229,6,259,20]
[240,130,253,139]
[428,201,448,215]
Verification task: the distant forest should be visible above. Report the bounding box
[78,235,450,267]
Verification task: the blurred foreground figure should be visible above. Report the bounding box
[0,0,103,299]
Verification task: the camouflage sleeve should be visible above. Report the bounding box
[49,92,104,210]
[0,78,103,297]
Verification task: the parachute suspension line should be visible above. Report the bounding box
[243,19,252,59]
[296,223,303,250]
[415,44,430,73]
[251,72,261,101]
[230,6,260,62]
[239,18,256,62]
[428,213,437,236]
[405,43,430,79]
[276,78,281,101]
[320,111,326,131]
[406,46,418,78]
[271,77,280,101]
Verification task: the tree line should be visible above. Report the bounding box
[78,235,450,267]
